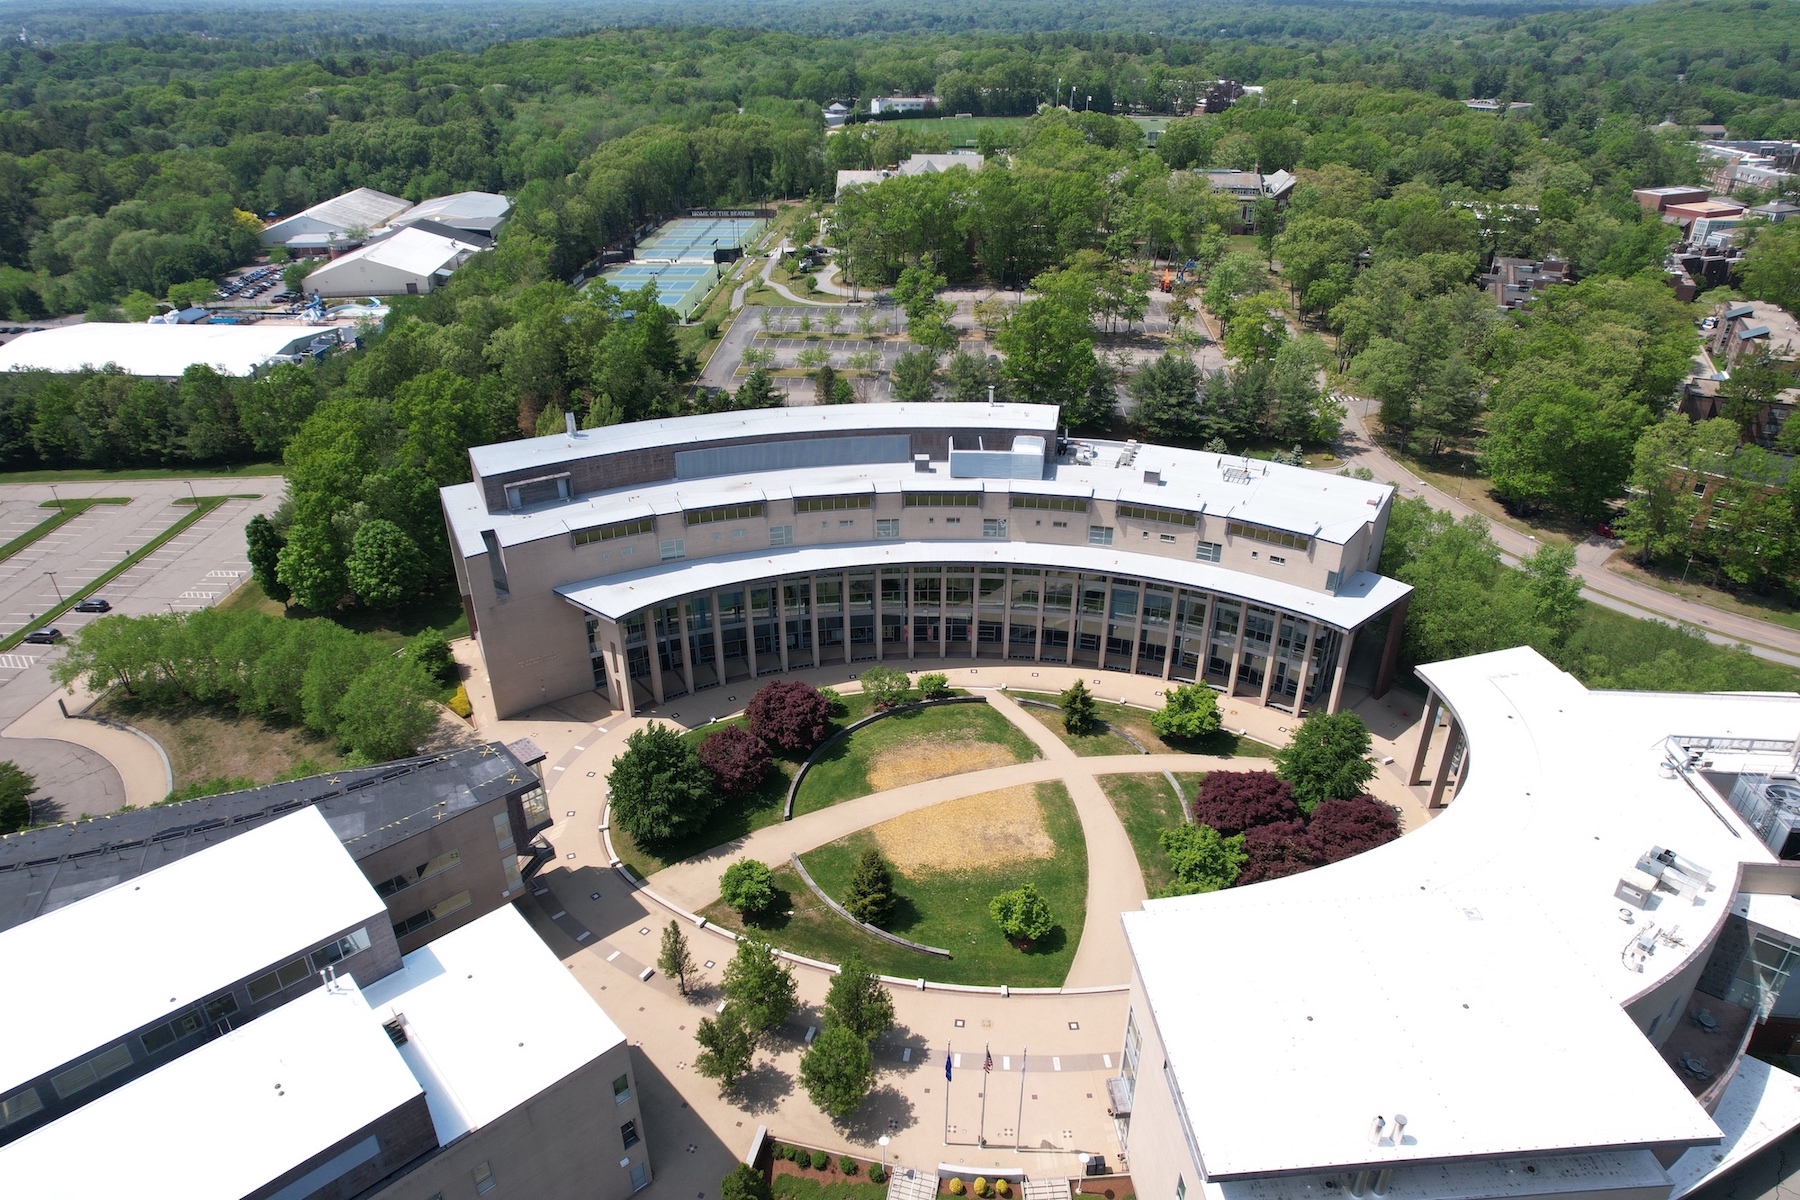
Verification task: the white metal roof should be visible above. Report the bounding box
[0,807,386,1096]
[0,981,422,1200]
[263,187,413,241]
[1665,1055,1800,1197]
[1124,647,1800,1179]
[467,402,1061,479]
[395,191,512,230]
[305,226,479,285]
[0,323,319,377]
[360,906,626,1141]
[553,538,1407,631]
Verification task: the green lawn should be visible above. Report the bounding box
[792,701,1040,815]
[703,781,1086,988]
[219,578,470,646]
[0,462,284,483]
[1013,691,1278,759]
[1100,773,1205,900]
[773,1172,888,1200]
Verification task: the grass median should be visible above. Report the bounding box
[792,700,1040,815]
[0,495,246,652]
[0,497,131,566]
[1100,772,1206,899]
[1013,690,1278,759]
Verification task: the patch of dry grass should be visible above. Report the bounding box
[872,784,1053,874]
[864,735,1018,792]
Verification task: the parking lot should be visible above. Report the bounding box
[0,480,286,815]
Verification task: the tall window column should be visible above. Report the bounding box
[843,571,854,666]
[808,573,822,673]
[1225,606,1248,697]
[1296,619,1320,714]
[1128,590,1147,675]
[1000,568,1014,660]
[778,577,791,674]
[940,566,951,661]
[1162,590,1181,681]
[906,567,917,661]
[745,583,760,680]
[1430,715,1464,809]
[647,611,667,707]
[1033,577,1047,661]
[711,592,728,686]
[1258,616,1278,706]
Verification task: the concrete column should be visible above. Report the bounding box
[1327,628,1354,714]
[1409,691,1442,786]
[906,568,917,661]
[746,585,760,680]
[842,571,854,666]
[1258,613,1278,706]
[940,567,950,661]
[1429,716,1463,809]
[807,574,821,672]
[778,579,791,674]
[1225,602,1248,698]
[711,592,727,686]
[1372,596,1410,700]
[610,642,635,718]
[1296,619,1321,714]
[1197,592,1217,686]
[675,602,695,694]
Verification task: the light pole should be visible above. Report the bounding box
[47,483,58,510]
[43,571,61,605]
[878,1135,890,1176]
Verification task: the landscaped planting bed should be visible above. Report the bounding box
[1099,773,1206,899]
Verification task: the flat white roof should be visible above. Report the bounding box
[449,434,1390,552]
[0,981,422,1200]
[0,807,386,1095]
[0,324,318,377]
[361,906,625,1141]
[1666,1055,1800,1197]
[308,226,479,282]
[397,190,511,228]
[466,402,1061,479]
[552,538,1407,631]
[1125,647,1800,1178]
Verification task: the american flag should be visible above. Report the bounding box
[983,1048,993,1074]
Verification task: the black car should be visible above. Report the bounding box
[73,598,111,613]
[22,628,62,645]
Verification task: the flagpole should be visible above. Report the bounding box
[943,1040,952,1146]
[978,1041,990,1148]
[1014,1047,1027,1152]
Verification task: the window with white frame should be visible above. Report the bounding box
[983,518,1007,538]
[1088,526,1114,546]
[1196,541,1222,563]
[769,525,793,547]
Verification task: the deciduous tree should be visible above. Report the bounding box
[1273,711,1376,813]
[606,722,719,845]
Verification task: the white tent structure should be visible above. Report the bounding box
[301,227,484,298]
[260,188,413,248]
[0,324,329,377]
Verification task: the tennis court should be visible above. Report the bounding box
[594,262,722,319]
[633,215,768,262]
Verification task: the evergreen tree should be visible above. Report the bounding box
[244,514,289,603]
[843,848,898,927]
[657,919,697,995]
[1059,679,1096,734]
[0,761,36,834]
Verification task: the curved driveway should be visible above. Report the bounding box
[1335,396,1800,666]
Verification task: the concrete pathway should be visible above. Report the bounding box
[4,683,171,815]
[753,240,842,307]
[469,658,1438,1174]
[1335,394,1800,666]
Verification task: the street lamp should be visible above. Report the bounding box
[43,571,61,605]
[879,1135,890,1175]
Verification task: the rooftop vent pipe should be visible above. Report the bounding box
[1368,1116,1386,1145]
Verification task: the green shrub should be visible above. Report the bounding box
[810,1150,829,1170]
[447,683,473,719]
[870,1165,888,1184]
[839,1156,857,1175]
[407,627,456,681]
[720,859,776,915]
[975,1178,991,1197]
[990,883,1054,945]
[949,1179,966,1195]
[917,671,950,699]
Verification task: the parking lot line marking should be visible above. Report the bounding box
[0,654,39,670]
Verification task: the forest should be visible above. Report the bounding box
[0,0,1797,679]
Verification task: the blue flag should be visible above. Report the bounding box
[944,1051,952,1082]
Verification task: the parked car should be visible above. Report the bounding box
[1701,316,1719,330]
[73,598,111,613]
[22,628,63,645]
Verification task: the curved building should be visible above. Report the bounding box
[1119,646,1800,1200]
[441,404,1412,719]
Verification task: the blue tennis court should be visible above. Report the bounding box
[594,261,722,319]
[633,216,768,262]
